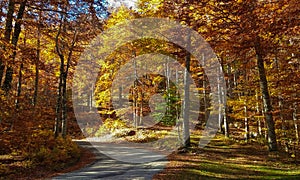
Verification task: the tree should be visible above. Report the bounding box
[53,0,106,138]
[1,0,27,93]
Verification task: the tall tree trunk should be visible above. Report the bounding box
[132,53,138,128]
[293,101,299,144]
[139,96,143,126]
[3,0,27,93]
[61,73,67,138]
[0,0,15,86]
[244,102,250,141]
[244,68,250,141]
[88,85,93,111]
[175,67,182,141]
[54,18,64,138]
[256,90,262,137]
[4,0,14,43]
[61,29,77,138]
[54,72,63,138]
[165,57,171,118]
[33,10,41,107]
[223,64,231,137]
[255,39,278,151]
[53,13,77,138]
[202,54,208,125]
[223,85,229,138]
[217,65,223,132]
[183,32,191,147]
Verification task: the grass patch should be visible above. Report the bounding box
[154,134,300,179]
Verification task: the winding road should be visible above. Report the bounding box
[52,140,168,180]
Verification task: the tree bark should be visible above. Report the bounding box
[0,0,15,85]
[244,103,250,141]
[202,54,209,125]
[255,39,278,151]
[256,90,262,137]
[54,18,64,138]
[2,0,27,93]
[293,101,299,144]
[133,54,138,128]
[183,32,191,147]
[33,10,41,107]
[217,64,223,133]
[223,86,229,138]
[61,30,77,138]
[54,71,63,138]
[61,73,67,138]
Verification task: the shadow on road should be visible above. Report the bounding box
[52,140,168,180]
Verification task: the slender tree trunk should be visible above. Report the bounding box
[33,10,41,107]
[202,54,208,125]
[223,87,229,137]
[293,101,299,144]
[54,58,64,137]
[133,53,138,128]
[132,88,137,127]
[54,14,77,137]
[223,64,231,137]
[61,73,67,138]
[139,96,143,126]
[61,30,77,138]
[165,57,171,118]
[256,90,262,136]
[183,32,191,147]
[217,64,223,133]
[54,72,63,138]
[88,86,93,111]
[244,102,250,141]
[243,68,250,140]
[54,18,64,138]
[262,106,268,140]
[255,39,278,151]
[0,0,15,86]
[3,0,27,93]
[4,0,14,42]
[175,67,182,141]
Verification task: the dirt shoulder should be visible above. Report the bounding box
[0,147,95,180]
[47,147,96,179]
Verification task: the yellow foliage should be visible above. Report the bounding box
[25,130,80,166]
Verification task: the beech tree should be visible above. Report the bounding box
[1,0,27,93]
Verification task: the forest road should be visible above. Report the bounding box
[52,140,168,180]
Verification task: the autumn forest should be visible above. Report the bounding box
[0,0,299,179]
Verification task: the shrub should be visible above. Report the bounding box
[95,118,128,136]
[24,130,80,168]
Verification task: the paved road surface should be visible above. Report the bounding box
[52,140,168,180]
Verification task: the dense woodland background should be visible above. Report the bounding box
[0,0,299,178]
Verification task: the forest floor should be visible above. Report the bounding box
[0,147,95,180]
[153,134,300,179]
